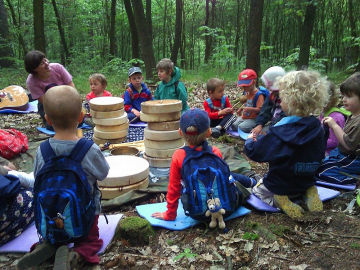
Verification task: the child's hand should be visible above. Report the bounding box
[151,212,165,220]
[236,105,244,115]
[222,107,233,115]
[323,116,336,129]
[251,125,263,136]
[247,133,255,141]
[132,109,140,117]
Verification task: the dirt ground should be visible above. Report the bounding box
[1,85,360,270]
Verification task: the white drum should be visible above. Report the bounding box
[141,99,182,114]
[89,97,124,111]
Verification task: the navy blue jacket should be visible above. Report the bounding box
[244,116,326,195]
[255,94,286,127]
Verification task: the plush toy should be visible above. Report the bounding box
[205,198,226,229]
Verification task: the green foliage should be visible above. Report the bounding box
[350,243,360,249]
[173,248,197,261]
[268,224,290,237]
[242,232,259,241]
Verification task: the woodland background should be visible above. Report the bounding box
[0,0,359,94]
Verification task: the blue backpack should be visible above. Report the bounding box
[180,141,244,220]
[206,96,226,111]
[34,138,95,245]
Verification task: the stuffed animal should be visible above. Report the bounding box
[205,198,226,229]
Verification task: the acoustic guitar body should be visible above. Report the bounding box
[0,85,29,111]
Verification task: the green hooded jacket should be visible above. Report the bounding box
[154,66,189,112]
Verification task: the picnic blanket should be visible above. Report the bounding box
[136,201,251,230]
[226,128,249,140]
[36,123,92,136]
[0,214,122,254]
[0,100,38,114]
[246,186,341,212]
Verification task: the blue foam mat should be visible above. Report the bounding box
[0,100,38,114]
[246,186,341,212]
[136,201,251,230]
[129,121,147,128]
[315,180,356,191]
[37,123,92,136]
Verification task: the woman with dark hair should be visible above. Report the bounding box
[24,50,75,129]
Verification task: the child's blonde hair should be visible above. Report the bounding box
[44,86,82,129]
[182,127,209,146]
[278,70,329,117]
[156,58,174,74]
[89,73,107,87]
[206,78,225,94]
[324,82,340,112]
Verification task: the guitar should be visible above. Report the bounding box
[0,85,29,111]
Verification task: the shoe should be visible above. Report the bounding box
[304,185,323,212]
[211,127,221,138]
[274,194,304,219]
[53,246,83,270]
[16,241,57,270]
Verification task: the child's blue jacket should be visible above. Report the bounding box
[244,116,326,195]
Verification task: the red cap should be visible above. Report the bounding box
[237,69,257,87]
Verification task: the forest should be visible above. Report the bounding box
[0,0,359,93]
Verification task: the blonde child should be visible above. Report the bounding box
[86,73,112,101]
[203,78,236,138]
[123,67,153,122]
[17,86,109,270]
[232,69,266,132]
[154,58,189,113]
[317,72,360,184]
[244,70,329,220]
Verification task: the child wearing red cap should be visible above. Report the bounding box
[232,69,266,132]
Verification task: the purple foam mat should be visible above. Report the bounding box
[246,186,341,212]
[0,214,123,254]
[226,129,249,140]
[129,121,147,128]
[0,100,38,114]
[315,180,356,191]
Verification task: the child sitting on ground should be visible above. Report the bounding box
[251,66,286,136]
[316,72,360,184]
[244,70,329,220]
[123,67,153,122]
[151,108,256,221]
[154,58,189,113]
[232,69,266,133]
[319,82,350,155]
[86,73,112,101]
[203,78,237,138]
[17,86,109,270]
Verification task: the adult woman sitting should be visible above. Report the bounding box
[24,50,75,129]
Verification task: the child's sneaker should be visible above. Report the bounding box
[211,127,222,138]
[274,194,304,219]
[16,241,57,270]
[304,185,323,212]
[53,246,83,270]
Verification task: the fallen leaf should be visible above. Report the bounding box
[289,264,309,270]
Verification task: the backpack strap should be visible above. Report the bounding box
[69,138,94,162]
[253,87,269,107]
[174,81,179,96]
[126,87,134,100]
[206,98,213,110]
[221,96,226,109]
[40,139,57,163]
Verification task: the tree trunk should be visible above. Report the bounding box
[246,0,264,76]
[5,0,26,57]
[146,0,152,41]
[162,0,167,57]
[33,0,46,53]
[348,0,359,71]
[124,0,139,59]
[132,0,156,79]
[234,0,241,59]
[297,0,316,70]
[204,0,210,63]
[180,3,186,68]
[51,0,69,64]
[0,0,13,67]
[109,0,117,58]
[170,0,183,65]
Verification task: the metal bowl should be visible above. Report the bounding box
[110,146,140,156]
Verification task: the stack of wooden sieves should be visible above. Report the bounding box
[140,99,184,167]
[89,97,129,145]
